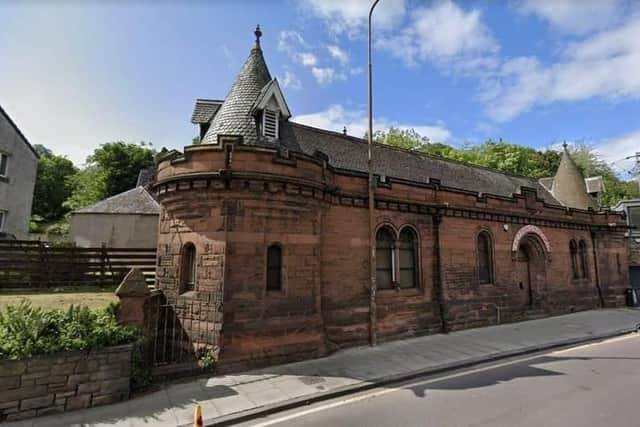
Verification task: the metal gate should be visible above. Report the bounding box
[150,299,220,367]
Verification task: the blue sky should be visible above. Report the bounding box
[1,0,639,176]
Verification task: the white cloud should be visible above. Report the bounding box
[377,0,497,66]
[327,45,349,64]
[293,104,451,143]
[297,52,318,67]
[482,17,640,122]
[279,70,302,90]
[277,30,307,54]
[301,0,406,37]
[594,129,640,173]
[311,67,346,85]
[519,0,624,35]
[350,66,364,76]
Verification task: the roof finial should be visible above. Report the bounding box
[254,24,262,49]
[343,126,347,136]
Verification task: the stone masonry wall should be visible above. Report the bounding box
[154,145,630,371]
[0,345,132,422]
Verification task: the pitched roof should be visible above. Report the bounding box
[191,99,223,124]
[202,37,272,145]
[0,104,38,159]
[73,187,160,215]
[284,122,560,204]
[539,175,605,195]
[136,168,156,188]
[550,149,597,210]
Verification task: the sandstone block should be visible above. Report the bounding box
[65,394,91,410]
[20,394,53,410]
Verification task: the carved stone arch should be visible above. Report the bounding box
[375,221,399,238]
[512,225,552,259]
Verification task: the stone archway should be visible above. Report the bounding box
[511,225,551,255]
[515,234,548,311]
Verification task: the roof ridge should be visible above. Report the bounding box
[196,98,224,104]
[289,121,543,184]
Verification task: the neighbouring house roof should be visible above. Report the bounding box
[191,99,223,124]
[202,28,272,145]
[73,187,160,215]
[613,199,640,211]
[136,168,156,188]
[0,104,39,159]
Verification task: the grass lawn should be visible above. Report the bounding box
[0,286,118,311]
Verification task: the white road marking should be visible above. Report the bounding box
[246,333,638,427]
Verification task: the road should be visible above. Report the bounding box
[238,334,640,427]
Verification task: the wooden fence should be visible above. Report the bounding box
[0,240,157,288]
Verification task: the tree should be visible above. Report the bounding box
[568,144,640,207]
[63,165,107,211]
[86,142,156,198]
[31,146,77,221]
[369,127,638,207]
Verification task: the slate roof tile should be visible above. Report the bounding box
[73,187,159,215]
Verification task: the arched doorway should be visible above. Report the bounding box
[515,234,547,310]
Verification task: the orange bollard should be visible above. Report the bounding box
[194,404,203,427]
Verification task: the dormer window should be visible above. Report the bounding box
[263,109,279,139]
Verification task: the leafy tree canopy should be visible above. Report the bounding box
[85,142,156,198]
[31,146,77,221]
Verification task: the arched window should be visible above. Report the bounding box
[266,244,283,291]
[376,227,395,289]
[578,240,589,279]
[180,243,196,293]
[477,231,494,284]
[569,240,579,278]
[398,228,418,288]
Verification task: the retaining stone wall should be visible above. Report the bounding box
[0,344,132,422]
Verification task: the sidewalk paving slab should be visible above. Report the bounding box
[4,308,640,427]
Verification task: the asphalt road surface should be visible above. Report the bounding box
[239,334,640,427]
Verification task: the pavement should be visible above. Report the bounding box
[247,330,640,427]
[5,308,640,427]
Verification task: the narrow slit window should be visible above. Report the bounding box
[266,244,282,291]
[570,240,579,279]
[0,210,6,231]
[477,231,494,284]
[180,243,196,293]
[579,240,589,279]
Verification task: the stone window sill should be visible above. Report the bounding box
[377,287,422,298]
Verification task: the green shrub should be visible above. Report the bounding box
[0,301,141,360]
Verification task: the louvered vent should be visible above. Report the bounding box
[263,109,279,139]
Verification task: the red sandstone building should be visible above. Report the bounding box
[153,28,630,370]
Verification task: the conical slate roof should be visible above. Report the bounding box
[202,27,272,145]
[550,146,597,210]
